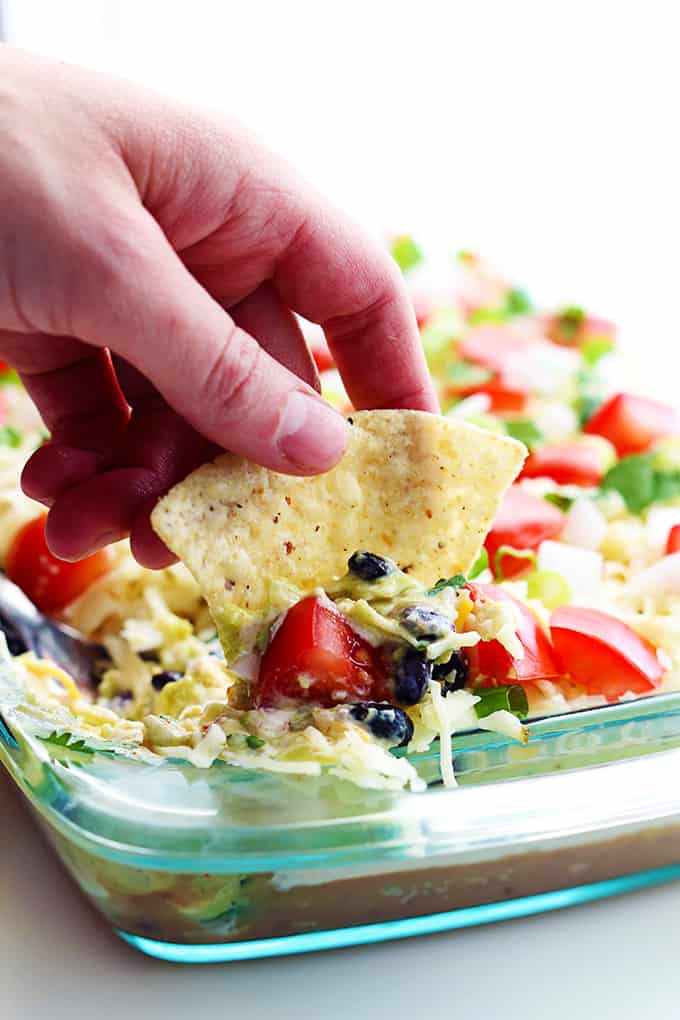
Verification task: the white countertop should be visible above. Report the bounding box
[3,765,680,1020]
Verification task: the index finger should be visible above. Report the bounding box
[271,200,438,414]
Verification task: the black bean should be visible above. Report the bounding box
[151,670,184,691]
[348,550,397,581]
[399,605,453,641]
[139,649,161,663]
[349,701,414,747]
[393,647,432,706]
[432,650,469,695]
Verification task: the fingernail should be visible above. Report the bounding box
[277,391,348,471]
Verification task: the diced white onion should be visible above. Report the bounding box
[537,540,603,599]
[533,401,580,442]
[561,497,608,550]
[230,652,261,681]
[501,343,580,396]
[627,552,680,602]
[446,393,492,418]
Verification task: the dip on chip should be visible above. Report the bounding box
[151,410,526,640]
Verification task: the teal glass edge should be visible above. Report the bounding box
[117,862,680,964]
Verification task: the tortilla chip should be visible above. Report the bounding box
[152,410,525,623]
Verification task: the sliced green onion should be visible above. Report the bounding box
[467,306,507,326]
[544,492,573,512]
[473,685,528,719]
[0,424,22,448]
[469,548,489,579]
[246,735,265,750]
[420,307,462,368]
[581,335,615,367]
[526,569,571,609]
[390,235,423,273]
[0,368,20,386]
[493,546,537,581]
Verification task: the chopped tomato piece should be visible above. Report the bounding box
[467,583,562,685]
[6,514,112,613]
[458,325,534,371]
[309,337,335,374]
[446,376,529,414]
[0,359,8,374]
[666,524,680,555]
[255,596,383,708]
[485,486,565,579]
[412,293,432,328]
[581,316,617,342]
[550,606,664,702]
[520,443,604,486]
[583,392,680,457]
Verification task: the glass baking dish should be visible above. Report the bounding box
[4,691,680,964]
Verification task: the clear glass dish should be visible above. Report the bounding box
[3,692,680,963]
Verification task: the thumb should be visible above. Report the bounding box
[75,211,348,475]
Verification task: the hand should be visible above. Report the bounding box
[0,47,437,568]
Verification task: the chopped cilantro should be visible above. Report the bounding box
[503,419,544,450]
[469,548,489,579]
[544,492,574,512]
[246,734,265,750]
[390,235,423,273]
[447,360,493,388]
[600,453,680,514]
[504,287,533,316]
[581,336,615,367]
[0,424,22,448]
[427,573,467,595]
[42,730,94,754]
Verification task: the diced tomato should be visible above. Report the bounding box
[412,292,433,328]
[581,316,617,342]
[485,486,565,579]
[471,378,529,414]
[583,392,680,457]
[520,443,604,486]
[0,359,8,374]
[255,596,383,708]
[666,524,680,555]
[309,337,335,374]
[458,325,534,371]
[446,375,529,414]
[6,514,112,613]
[550,606,664,702]
[467,583,562,685]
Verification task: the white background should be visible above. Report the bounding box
[3,3,680,1016]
